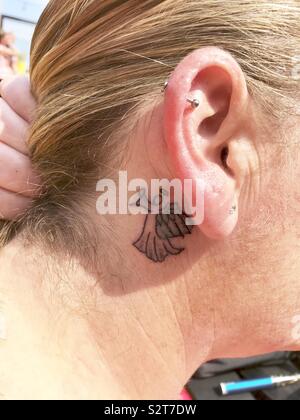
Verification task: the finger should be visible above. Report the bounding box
[0,142,40,198]
[0,75,36,123]
[0,98,29,155]
[0,188,32,220]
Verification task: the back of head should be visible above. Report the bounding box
[3,0,300,263]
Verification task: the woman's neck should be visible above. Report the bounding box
[0,239,217,400]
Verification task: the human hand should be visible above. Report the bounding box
[0,75,39,219]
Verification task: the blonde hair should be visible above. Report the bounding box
[2,0,300,260]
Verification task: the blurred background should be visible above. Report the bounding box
[0,0,48,75]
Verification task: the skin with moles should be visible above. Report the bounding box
[0,48,300,400]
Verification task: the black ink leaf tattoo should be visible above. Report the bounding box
[133,194,193,263]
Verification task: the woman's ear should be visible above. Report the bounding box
[164,47,250,239]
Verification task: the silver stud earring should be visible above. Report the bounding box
[162,80,169,92]
[229,205,237,215]
[187,98,200,109]
[163,81,200,110]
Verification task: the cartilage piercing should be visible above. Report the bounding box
[187,98,200,108]
[162,81,200,109]
[163,81,169,91]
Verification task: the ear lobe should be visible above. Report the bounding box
[163,47,249,239]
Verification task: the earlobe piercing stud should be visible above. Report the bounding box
[163,81,169,91]
[229,205,237,215]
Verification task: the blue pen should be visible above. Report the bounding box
[220,374,300,396]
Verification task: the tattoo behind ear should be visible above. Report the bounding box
[133,199,194,263]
